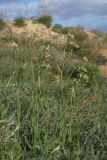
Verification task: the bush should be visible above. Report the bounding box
[70,27,88,43]
[14,17,26,27]
[62,27,71,35]
[65,27,88,52]
[52,25,72,35]
[60,26,85,35]
[65,28,107,65]
[0,18,5,30]
[52,26,72,35]
[37,15,52,28]
[78,64,100,86]
[52,24,63,33]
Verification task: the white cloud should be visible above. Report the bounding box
[0,1,39,17]
[45,0,107,18]
[0,0,107,31]
[45,0,107,31]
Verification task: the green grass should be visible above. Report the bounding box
[0,35,107,160]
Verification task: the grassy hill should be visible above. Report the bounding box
[0,19,107,160]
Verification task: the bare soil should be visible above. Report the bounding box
[99,49,107,75]
[6,20,66,44]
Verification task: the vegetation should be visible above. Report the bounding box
[52,25,71,35]
[91,29,105,38]
[53,26,84,35]
[0,18,5,30]
[0,32,107,160]
[65,29,107,65]
[36,15,52,28]
[14,17,26,27]
[52,24,63,33]
[53,26,107,64]
[53,25,107,64]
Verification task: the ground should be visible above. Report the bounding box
[99,48,107,75]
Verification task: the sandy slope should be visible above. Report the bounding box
[1,20,107,76]
[6,20,66,44]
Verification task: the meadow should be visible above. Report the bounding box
[0,25,107,160]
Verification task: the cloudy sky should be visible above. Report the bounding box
[0,0,107,31]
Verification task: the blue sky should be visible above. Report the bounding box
[0,0,107,31]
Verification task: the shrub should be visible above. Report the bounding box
[78,64,100,86]
[62,27,71,35]
[52,24,63,33]
[61,26,85,35]
[36,15,52,28]
[0,18,5,30]
[65,27,88,52]
[70,27,88,43]
[52,25,72,34]
[65,32,79,52]
[14,17,26,27]
[65,28,107,65]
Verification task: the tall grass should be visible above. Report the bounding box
[0,34,107,160]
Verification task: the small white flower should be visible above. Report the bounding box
[83,56,88,62]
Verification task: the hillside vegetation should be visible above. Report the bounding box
[0,18,107,160]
